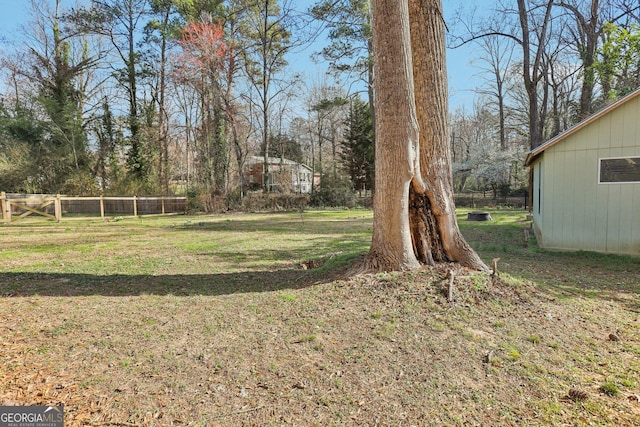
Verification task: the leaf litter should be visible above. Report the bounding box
[1,264,639,426]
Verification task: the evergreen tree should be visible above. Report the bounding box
[0,104,45,192]
[262,133,303,163]
[311,0,372,95]
[341,97,373,193]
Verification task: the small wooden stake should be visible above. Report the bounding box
[447,269,455,302]
[491,258,500,277]
[0,191,7,223]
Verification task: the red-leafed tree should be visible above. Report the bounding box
[177,20,228,75]
[173,18,231,194]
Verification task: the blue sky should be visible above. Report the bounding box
[0,1,27,38]
[0,0,481,111]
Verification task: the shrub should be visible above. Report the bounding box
[310,175,358,208]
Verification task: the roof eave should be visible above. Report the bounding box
[525,87,640,166]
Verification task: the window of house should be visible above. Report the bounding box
[599,156,640,183]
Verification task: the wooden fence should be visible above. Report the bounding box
[454,191,529,209]
[1,192,187,223]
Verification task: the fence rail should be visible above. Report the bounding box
[454,192,528,209]
[1,192,187,223]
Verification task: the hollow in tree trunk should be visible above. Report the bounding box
[362,0,487,273]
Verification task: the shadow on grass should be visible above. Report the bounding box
[170,216,373,236]
[459,213,640,313]
[0,266,347,298]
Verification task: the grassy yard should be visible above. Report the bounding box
[0,209,638,426]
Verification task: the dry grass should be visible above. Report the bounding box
[1,210,639,426]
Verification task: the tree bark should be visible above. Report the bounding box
[366,0,420,271]
[408,0,487,271]
[362,0,487,272]
[579,0,599,119]
[517,0,554,149]
[557,0,600,120]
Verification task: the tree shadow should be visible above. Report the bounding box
[459,217,640,313]
[481,250,640,313]
[0,267,341,298]
[169,215,372,236]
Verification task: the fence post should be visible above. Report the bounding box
[161,196,165,215]
[133,196,138,217]
[100,195,105,218]
[1,192,7,223]
[54,194,62,222]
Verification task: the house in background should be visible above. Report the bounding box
[525,88,640,256]
[244,156,313,193]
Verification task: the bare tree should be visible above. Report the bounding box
[238,0,300,192]
[556,0,640,118]
[474,34,517,149]
[5,0,104,193]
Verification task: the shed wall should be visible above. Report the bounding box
[532,96,640,256]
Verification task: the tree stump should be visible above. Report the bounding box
[467,211,492,221]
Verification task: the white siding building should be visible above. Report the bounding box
[244,156,313,193]
[525,89,640,256]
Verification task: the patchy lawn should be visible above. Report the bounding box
[1,210,638,426]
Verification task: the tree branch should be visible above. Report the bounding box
[449,31,523,49]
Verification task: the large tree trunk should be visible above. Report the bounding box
[366,0,420,271]
[363,0,487,272]
[408,0,487,271]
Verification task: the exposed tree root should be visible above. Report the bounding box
[350,250,420,275]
